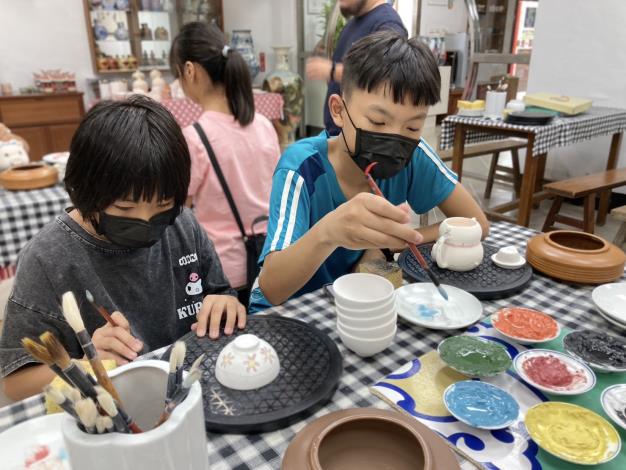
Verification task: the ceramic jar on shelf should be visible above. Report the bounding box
[154,26,169,41]
[114,22,129,40]
[262,47,304,145]
[231,30,260,80]
[140,23,153,40]
[93,18,108,40]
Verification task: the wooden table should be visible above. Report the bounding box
[440,107,626,227]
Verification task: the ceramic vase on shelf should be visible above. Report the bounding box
[114,22,129,40]
[262,47,304,145]
[93,18,108,40]
[115,0,129,10]
[231,30,260,80]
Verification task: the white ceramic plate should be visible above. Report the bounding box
[596,306,626,330]
[514,349,596,395]
[592,283,626,324]
[0,413,71,469]
[395,283,482,330]
[601,384,626,431]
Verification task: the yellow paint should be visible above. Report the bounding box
[525,402,621,465]
[385,351,466,417]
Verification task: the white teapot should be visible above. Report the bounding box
[431,217,484,271]
[0,140,29,171]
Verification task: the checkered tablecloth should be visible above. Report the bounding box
[1,221,624,469]
[0,185,70,280]
[162,92,284,129]
[440,106,626,155]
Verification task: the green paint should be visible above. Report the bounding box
[438,335,511,377]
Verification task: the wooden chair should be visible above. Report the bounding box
[439,138,526,198]
[611,205,626,247]
[542,169,626,233]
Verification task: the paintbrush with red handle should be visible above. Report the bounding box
[364,162,448,301]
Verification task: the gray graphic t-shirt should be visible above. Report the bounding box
[0,208,236,377]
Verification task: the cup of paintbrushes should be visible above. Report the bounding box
[62,360,208,470]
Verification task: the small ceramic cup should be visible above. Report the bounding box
[496,246,522,263]
[62,360,208,470]
[333,273,395,310]
[215,334,280,391]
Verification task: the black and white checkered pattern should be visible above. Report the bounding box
[0,186,70,267]
[440,106,626,155]
[1,221,624,469]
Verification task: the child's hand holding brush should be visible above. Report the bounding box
[91,310,143,365]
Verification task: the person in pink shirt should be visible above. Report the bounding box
[170,22,280,302]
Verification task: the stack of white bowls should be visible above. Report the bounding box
[332,273,397,357]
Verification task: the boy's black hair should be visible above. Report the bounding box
[170,22,255,126]
[342,30,441,107]
[64,96,191,226]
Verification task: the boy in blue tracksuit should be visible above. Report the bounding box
[251,31,488,312]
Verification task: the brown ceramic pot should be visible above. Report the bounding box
[281,408,459,470]
[0,163,58,190]
[526,231,625,284]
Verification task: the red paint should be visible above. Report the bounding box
[522,355,586,389]
[494,307,558,340]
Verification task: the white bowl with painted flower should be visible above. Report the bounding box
[215,334,280,391]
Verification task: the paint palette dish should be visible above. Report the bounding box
[492,307,560,344]
[592,283,626,326]
[601,384,626,431]
[525,402,621,465]
[513,349,595,395]
[443,380,519,430]
[0,413,71,469]
[437,335,512,377]
[395,283,482,330]
[563,330,626,373]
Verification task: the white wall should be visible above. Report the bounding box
[223,0,298,87]
[0,0,95,98]
[419,0,467,36]
[527,0,626,191]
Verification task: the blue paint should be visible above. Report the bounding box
[444,381,520,429]
[416,303,440,319]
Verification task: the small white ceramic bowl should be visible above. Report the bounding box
[335,295,395,320]
[333,273,394,310]
[215,334,280,391]
[338,314,397,339]
[337,324,396,357]
[491,246,526,269]
[336,306,396,329]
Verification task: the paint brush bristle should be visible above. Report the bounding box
[170,342,185,373]
[62,291,85,334]
[62,387,82,403]
[40,331,72,369]
[95,415,107,434]
[103,416,113,432]
[189,353,206,374]
[21,338,53,365]
[44,385,65,405]
[75,398,98,431]
[85,289,94,304]
[97,391,118,417]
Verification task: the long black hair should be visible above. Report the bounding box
[170,22,255,126]
[64,96,191,227]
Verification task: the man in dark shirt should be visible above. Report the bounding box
[306,0,407,136]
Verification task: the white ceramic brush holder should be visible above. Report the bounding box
[62,360,208,470]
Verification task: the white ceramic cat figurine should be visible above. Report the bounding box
[0,140,29,171]
[431,217,484,271]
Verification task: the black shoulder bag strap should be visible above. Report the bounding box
[193,122,248,240]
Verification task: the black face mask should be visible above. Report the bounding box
[340,99,419,179]
[96,205,181,248]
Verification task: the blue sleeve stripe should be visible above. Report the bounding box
[282,174,305,248]
[418,140,458,184]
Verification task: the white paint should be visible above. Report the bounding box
[527,0,626,192]
[0,0,95,100]
[223,0,298,88]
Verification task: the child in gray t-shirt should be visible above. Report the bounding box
[0,97,246,400]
